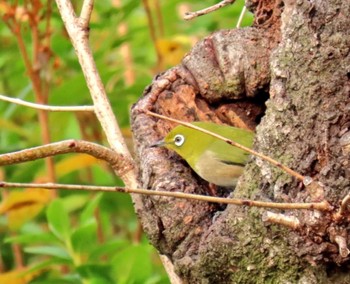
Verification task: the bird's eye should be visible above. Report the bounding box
[174,134,185,146]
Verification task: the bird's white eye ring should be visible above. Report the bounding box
[174,134,185,146]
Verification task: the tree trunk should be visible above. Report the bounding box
[131,0,350,283]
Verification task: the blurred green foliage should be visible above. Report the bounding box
[0,0,252,283]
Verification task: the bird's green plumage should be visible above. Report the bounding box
[162,122,254,186]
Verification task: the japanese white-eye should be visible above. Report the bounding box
[152,122,254,186]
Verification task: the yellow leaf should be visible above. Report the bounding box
[156,35,192,67]
[0,187,52,230]
[8,203,44,230]
[0,267,41,284]
[55,154,99,177]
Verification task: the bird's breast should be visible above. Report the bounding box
[193,150,244,186]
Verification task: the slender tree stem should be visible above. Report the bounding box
[0,182,333,212]
[184,0,236,21]
[0,94,95,112]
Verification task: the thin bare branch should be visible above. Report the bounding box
[0,94,95,112]
[7,2,57,184]
[142,0,162,68]
[113,0,135,85]
[184,0,235,21]
[333,193,350,221]
[0,140,132,178]
[339,193,350,215]
[146,110,305,182]
[159,255,183,284]
[80,0,94,29]
[236,5,246,28]
[0,181,332,211]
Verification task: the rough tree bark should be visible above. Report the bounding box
[131,0,350,283]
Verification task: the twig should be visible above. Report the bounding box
[113,0,135,85]
[0,182,332,211]
[9,3,57,185]
[44,0,53,46]
[80,0,94,29]
[262,211,301,229]
[0,94,95,112]
[142,0,162,68]
[146,110,305,182]
[154,0,164,37]
[159,255,183,284]
[333,193,350,221]
[339,194,350,216]
[236,6,246,28]
[11,237,24,269]
[0,139,132,178]
[184,0,236,21]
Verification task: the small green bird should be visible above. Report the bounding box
[152,122,254,186]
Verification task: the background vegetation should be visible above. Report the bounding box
[0,1,252,283]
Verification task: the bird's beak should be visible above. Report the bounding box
[150,139,165,148]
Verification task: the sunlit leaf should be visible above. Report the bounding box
[23,258,69,277]
[156,35,192,67]
[46,199,71,242]
[24,245,71,261]
[55,154,100,178]
[0,188,52,230]
[80,193,103,225]
[89,239,129,261]
[4,232,58,245]
[111,244,153,284]
[61,194,90,214]
[0,267,40,284]
[71,219,98,254]
[76,264,113,284]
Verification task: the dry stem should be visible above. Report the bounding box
[0,94,95,112]
[0,182,332,212]
[236,6,247,28]
[0,139,133,179]
[184,0,236,21]
[333,193,350,221]
[80,0,94,28]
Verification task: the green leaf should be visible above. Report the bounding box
[61,194,90,214]
[70,219,97,253]
[29,275,82,284]
[89,278,114,284]
[111,244,153,284]
[24,258,69,275]
[76,264,113,283]
[24,246,71,261]
[80,193,103,225]
[4,232,58,245]
[89,239,129,261]
[46,199,71,242]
